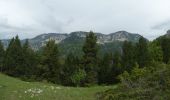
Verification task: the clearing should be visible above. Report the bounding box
[0,73,116,100]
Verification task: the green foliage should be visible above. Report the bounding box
[122,41,136,72]
[97,63,170,100]
[22,39,38,79]
[61,53,82,86]
[112,52,122,81]
[1,30,170,93]
[160,38,170,63]
[98,51,122,85]
[0,40,4,72]
[136,37,151,67]
[71,69,86,87]
[4,36,24,76]
[0,73,114,100]
[98,53,113,84]
[149,41,163,62]
[83,31,98,85]
[40,40,61,83]
[119,65,149,88]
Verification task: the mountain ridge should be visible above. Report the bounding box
[1,31,145,56]
[2,30,142,48]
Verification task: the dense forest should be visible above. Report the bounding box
[0,31,170,100]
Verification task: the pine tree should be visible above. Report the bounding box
[22,39,37,78]
[61,53,82,86]
[41,40,60,83]
[82,31,98,85]
[149,41,163,62]
[4,36,24,76]
[122,41,136,72]
[0,40,5,72]
[136,37,151,67]
[98,53,113,84]
[112,51,122,83]
[160,38,170,63]
[4,38,14,73]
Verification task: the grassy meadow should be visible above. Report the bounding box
[0,73,116,100]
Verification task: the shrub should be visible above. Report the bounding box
[97,63,170,100]
[71,69,86,87]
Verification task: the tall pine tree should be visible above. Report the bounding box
[112,51,122,83]
[149,41,163,62]
[41,40,60,83]
[122,41,136,72]
[0,40,5,72]
[82,31,98,85]
[160,38,170,63]
[98,53,113,84]
[4,36,24,76]
[136,37,151,67]
[22,39,37,78]
[61,53,82,86]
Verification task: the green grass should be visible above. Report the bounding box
[0,73,116,100]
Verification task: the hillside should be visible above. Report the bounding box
[0,73,116,100]
[1,31,144,56]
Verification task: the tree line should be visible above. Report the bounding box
[97,34,170,100]
[0,31,170,87]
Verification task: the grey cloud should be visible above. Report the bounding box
[152,21,170,30]
[0,0,170,40]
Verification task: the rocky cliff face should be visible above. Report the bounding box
[1,31,143,50]
[96,31,141,44]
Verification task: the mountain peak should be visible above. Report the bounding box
[70,31,88,37]
[164,30,170,37]
[167,30,170,34]
[107,31,140,42]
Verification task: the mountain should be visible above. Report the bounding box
[1,31,144,57]
[155,30,170,42]
[165,30,170,37]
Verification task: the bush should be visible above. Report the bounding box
[71,69,86,87]
[97,63,170,100]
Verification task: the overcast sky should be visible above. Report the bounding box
[0,0,170,40]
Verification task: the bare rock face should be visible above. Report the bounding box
[1,31,143,50]
[97,31,141,44]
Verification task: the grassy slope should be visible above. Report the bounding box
[0,73,116,100]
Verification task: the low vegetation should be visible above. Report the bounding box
[97,62,170,100]
[0,73,116,100]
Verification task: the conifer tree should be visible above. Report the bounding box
[160,38,170,63]
[82,31,98,85]
[61,53,81,86]
[41,40,60,83]
[122,41,136,72]
[0,40,5,72]
[112,51,122,83]
[13,36,24,75]
[136,37,151,67]
[4,36,24,76]
[22,39,37,78]
[149,41,163,62]
[4,38,14,73]
[98,53,113,84]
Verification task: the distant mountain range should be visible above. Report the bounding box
[1,31,145,57]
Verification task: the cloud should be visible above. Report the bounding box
[0,0,170,40]
[152,20,170,30]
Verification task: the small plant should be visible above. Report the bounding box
[71,69,86,87]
